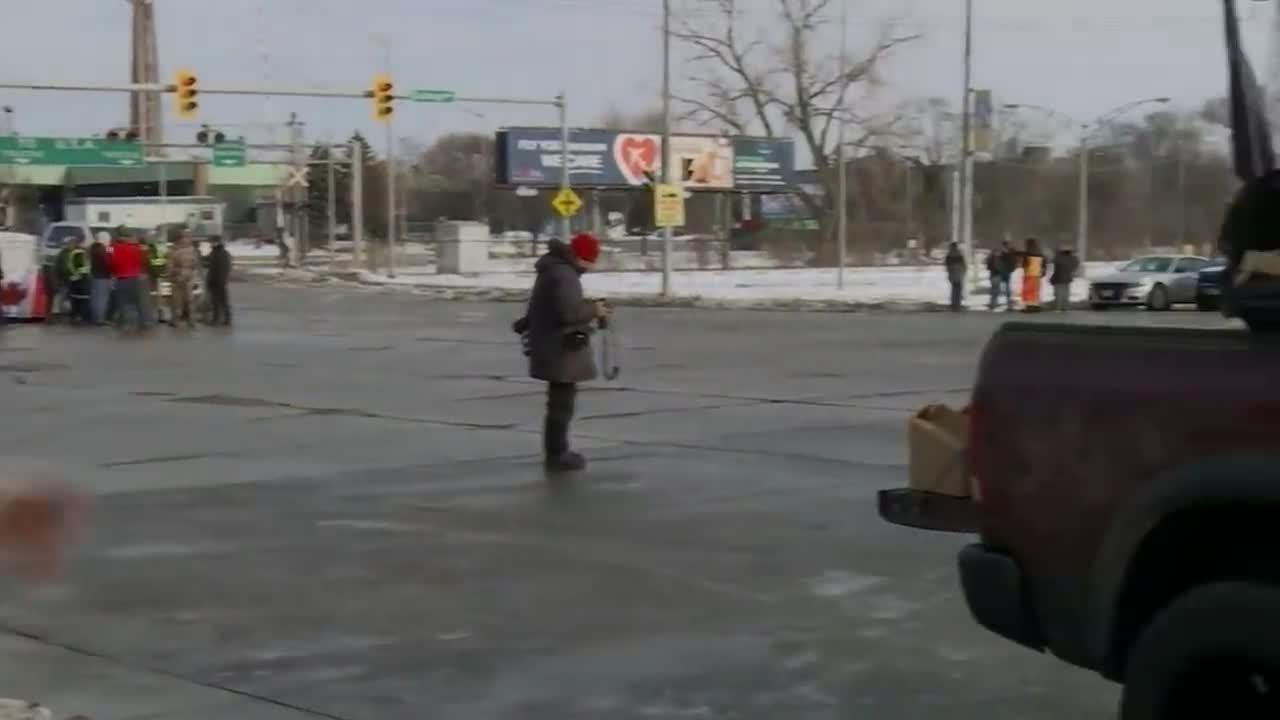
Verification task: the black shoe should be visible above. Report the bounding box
[544,451,586,472]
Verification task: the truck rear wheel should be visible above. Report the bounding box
[1121,582,1280,720]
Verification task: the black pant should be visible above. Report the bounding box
[68,279,90,324]
[113,276,144,330]
[208,282,231,325]
[949,280,964,310]
[544,382,577,457]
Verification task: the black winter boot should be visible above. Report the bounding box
[545,451,586,472]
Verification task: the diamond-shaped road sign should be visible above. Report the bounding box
[551,187,582,217]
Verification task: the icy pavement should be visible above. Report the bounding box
[0,284,1160,718]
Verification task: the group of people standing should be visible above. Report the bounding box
[44,226,233,330]
[945,238,1081,312]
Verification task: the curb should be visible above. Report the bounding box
[240,268,995,314]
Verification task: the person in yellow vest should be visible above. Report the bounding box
[1020,237,1046,312]
[63,237,91,324]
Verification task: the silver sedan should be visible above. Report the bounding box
[1088,255,1214,311]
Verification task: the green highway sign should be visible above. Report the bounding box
[0,136,144,167]
[211,141,247,167]
[409,89,456,103]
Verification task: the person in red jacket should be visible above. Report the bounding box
[109,233,147,331]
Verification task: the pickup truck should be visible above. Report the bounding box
[879,321,1280,720]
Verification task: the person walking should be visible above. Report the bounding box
[88,231,113,325]
[944,242,967,311]
[522,233,609,472]
[108,234,146,332]
[205,235,233,326]
[1020,237,1046,312]
[986,242,1015,310]
[166,230,198,328]
[1049,247,1080,312]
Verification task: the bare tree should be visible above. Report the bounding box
[893,97,960,166]
[672,0,917,259]
[405,132,495,222]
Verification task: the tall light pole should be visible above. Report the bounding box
[374,34,397,278]
[661,0,674,296]
[1005,97,1169,267]
[836,0,848,289]
[957,0,974,276]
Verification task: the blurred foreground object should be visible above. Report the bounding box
[0,698,52,720]
[0,477,88,582]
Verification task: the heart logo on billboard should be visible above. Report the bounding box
[614,134,659,185]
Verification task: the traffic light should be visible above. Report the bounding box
[370,73,394,122]
[173,68,198,119]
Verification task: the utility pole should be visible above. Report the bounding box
[378,37,397,278]
[287,112,305,268]
[660,0,674,296]
[557,93,570,242]
[835,0,848,289]
[1077,130,1089,264]
[1176,130,1187,249]
[958,0,975,278]
[326,140,337,263]
[0,106,12,135]
[350,137,364,270]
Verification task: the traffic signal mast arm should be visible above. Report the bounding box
[0,79,557,107]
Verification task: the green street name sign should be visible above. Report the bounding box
[212,141,247,167]
[409,89,456,103]
[0,136,144,167]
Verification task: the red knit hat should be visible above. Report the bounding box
[569,233,601,263]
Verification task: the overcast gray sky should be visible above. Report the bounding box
[1,0,1274,152]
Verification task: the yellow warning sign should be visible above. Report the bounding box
[653,183,685,228]
[551,187,582,217]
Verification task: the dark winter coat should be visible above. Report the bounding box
[524,241,597,384]
[986,250,1015,279]
[944,247,967,284]
[89,242,112,279]
[1049,250,1079,285]
[206,244,232,287]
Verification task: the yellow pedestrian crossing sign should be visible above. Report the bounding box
[551,187,582,217]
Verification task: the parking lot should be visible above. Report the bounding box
[0,285,1240,719]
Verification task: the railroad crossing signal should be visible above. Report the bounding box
[370,73,394,122]
[551,187,582,217]
[173,68,198,119]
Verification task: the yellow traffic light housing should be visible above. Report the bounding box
[173,68,198,119]
[370,73,394,122]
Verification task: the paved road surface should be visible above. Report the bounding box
[0,287,1238,719]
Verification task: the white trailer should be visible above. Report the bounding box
[63,196,225,239]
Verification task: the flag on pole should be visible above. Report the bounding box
[1224,0,1275,181]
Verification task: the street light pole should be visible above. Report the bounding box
[836,0,848,289]
[660,0,674,297]
[957,0,974,272]
[1005,97,1169,269]
[1077,131,1089,264]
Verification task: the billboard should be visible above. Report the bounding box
[733,138,796,190]
[495,127,793,191]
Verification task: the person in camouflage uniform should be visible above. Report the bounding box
[166,229,198,328]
